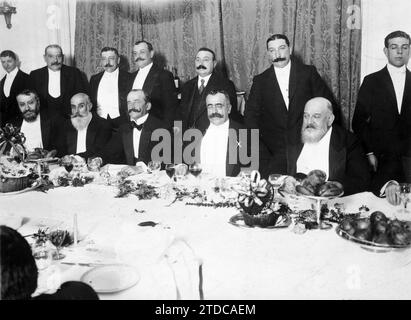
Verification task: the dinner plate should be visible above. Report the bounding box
[335,226,411,253]
[229,213,291,229]
[80,264,140,293]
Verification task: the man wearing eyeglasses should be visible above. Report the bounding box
[195,90,250,177]
[28,44,88,120]
[179,47,242,134]
[89,47,131,129]
[99,89,169,167]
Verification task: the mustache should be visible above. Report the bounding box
[71,113,86,118]
[135,58,145,62]
[273,57,286,63]
[196,65,207,70]
[128,108,141,113]
[51,62,61,66]
[104,63,113,68]
[210,113,223,118]
[23,110,35,115]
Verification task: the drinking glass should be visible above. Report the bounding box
[398,183,411,216]
[32,242,53,270]
[165,163,176,181]
[189,162,202,178]
[87,157,103,172]
[174,164,188,184]
[49,228,67,260]
[60,155,73,173]
[268,173,283,201]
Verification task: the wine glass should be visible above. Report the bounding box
[398,183,411,217]
[268,173,283,201]
[60,156,73,173]
[87,157,103,172]
[165,163,176,181]
[189,162,202,178]
[32,242,53,270]
[174,164,188,184]
[49,228,67,260]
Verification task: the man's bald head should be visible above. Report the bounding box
[301,97,334,143]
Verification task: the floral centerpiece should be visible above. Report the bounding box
[237,170,281,227]
[0,123,27,162]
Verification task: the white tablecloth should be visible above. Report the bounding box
[1,176,411,300]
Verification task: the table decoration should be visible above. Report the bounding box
[116,179,159,199]
[0,123,27,162]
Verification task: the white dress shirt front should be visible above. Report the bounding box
[274,61,291,110]
[48,69,61,98]
[387,63,406,113]
[200,120,230,177]
[132,113,149,162]
[296,127,333,179]
[132,63,153,89]
[97,68,120,119]
[76,127,88,154]
[21,115,43,152]
[3,67,18,97]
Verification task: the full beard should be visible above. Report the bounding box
[71,113,92,131]
[301,126,328,144]
[23,111,39,122]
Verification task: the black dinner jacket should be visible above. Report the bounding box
[287,125,370,196]
[194,120,251,177]
[100,114,170,165]
[11,112,66,156]
[0,69,29,126]
[28,65,88,119]
[129,64,178,127]
[352,66,411,157]
[89,69,131,124]
[64,114,112,159]
[179,72,242,133]
[244,58,337,160]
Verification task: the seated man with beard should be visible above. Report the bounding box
[63,93,111,159]
[287,97,370,195]
[13,89,65,156]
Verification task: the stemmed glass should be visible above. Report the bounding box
[189,162,202,190]
[165,163,176,181]
[60,155,73,173]
[148,160,161,183]
[268,173,283,202]
[174,164,188,184]
[398,183,411,217]
[87,157,103,172]
[49,228,67,260]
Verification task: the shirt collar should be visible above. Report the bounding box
[48,68,61,75]
[133,113,149,126]
[387,63,406,74]
[198,74,212,86]
[208,119,230,131]
[103,67,119,77]
[139,62,153,72]
[7,67,18,78]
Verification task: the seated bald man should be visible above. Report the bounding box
[287,97,370,195]
[62,93,112,158]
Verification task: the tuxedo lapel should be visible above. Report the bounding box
[85,117,97,152]
[60,66,67,98]
[122,124,135,165]
[186,78,198,118]
[400,70,411,117]
[142,66,158,96]
[381,67,399,113]
[328,128,346,180]
[66,125,78,155]
[138,125,151,162]
[40,116,51,148]
[287,143,303,175]
[267,67,288,115]
[41,67,49,98]
[288,61,298,110]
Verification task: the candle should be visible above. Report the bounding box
[73,213,78,246]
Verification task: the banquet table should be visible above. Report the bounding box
[1,170,411,300]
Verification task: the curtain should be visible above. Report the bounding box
[74,0,361,128]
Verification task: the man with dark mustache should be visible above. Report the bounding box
[287,97,369,195]
[99,89,169,167]
[245,34,338,177]
[62,93,111,159]
[12,89,65,156]
[89,47,131,130]
[28,44,88,120]
[0,50,29,126]
[193,90,249,177]
[179,47,242,133]
[129,40,178,128]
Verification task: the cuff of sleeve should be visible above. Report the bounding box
[366,152,374,156]
[380,180,399,197]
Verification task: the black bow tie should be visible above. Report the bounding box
[131,121,144,131]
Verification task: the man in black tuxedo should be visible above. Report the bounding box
[189,90,251,177]
[28,44,88,120]
[129,40,178,128]
[89,47,131,129]
[100,89,169,167]
[353,30,411,194]
[63,93,111,159]
[244,34,337,177]
[0,50,29,126]
[179,47,242,133]
[287,97,369,196]
[13,89,65,156]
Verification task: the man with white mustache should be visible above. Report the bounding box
[89,47,131,129]
[287,97,369,195]
[64,93,111,159]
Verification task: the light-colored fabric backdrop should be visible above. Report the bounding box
[74,0,361,128]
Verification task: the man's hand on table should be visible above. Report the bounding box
[386,181,400,206]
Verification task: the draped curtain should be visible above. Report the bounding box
[75,0,361,128]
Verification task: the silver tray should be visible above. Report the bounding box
[335,226,411,253]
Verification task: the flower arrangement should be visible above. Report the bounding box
[0,123,27,162]
[116,180,159,199]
